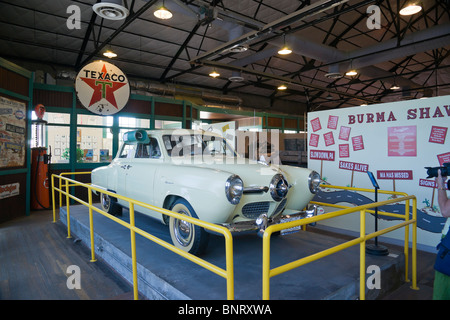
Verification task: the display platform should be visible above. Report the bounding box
[59,205,408,300]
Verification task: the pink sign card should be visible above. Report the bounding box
[339,126,351,141]
[388,126,417,157]
[311,117,322,132]
[324,131,335,146]
[429,126,448,144]
[309,133,319,147]
[327,115,339,130]
[437,152,450,165]
[352,135,364,151]
[339,144,350,158]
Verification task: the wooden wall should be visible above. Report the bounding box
[0,59,32,223]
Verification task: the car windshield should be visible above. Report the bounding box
[163,134,235,157]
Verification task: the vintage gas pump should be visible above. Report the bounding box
[31,104,51,210]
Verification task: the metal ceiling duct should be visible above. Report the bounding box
[130,81,243,106]
[93,0,129,20]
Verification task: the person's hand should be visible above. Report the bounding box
[437,169,445,189]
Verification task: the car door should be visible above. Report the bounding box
[123,137,162,219]
[115,142,136,207]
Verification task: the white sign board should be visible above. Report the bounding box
[308,95,450,248]
[75,60,130,115]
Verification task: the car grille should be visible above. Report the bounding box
[242,202,271,219]
[273,198,287,216]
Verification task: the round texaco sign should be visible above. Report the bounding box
[75,60,130,115]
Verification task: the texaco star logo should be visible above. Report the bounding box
[75,61,130,115]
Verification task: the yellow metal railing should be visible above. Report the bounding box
[262,184,418,300]
[51,172,235,300]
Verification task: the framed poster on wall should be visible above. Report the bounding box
[0,96,26,169]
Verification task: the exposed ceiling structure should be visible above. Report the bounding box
[1,0,450,116]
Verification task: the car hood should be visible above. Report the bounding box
[172,155,282,186]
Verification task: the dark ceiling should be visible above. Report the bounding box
[1,0,450,116]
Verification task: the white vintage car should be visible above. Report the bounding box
[91,129,321,255]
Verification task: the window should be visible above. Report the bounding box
[119,116,150,129]
[32,112,71,163]
[119,116,151,145]
[135,139,161,159]
[77,114,113,163]
[119,138,161,159]
[119,143,137,158]
[163,134,234,157]
[155,120,181,129]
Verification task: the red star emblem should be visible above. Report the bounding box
[80,64,127,109]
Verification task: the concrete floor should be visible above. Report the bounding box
[0,207,437,300]
[0,209,135,300]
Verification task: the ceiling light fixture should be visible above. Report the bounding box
[277,84,287,90]
[154,1,173,19]
[278,34,292,55]
[103,50,117,58]
[345,59,357,76]
[399,2,422,16]
[209,70,220,78]
[390,84,400,90]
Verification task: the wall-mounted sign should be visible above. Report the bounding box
[0,96,26,168]
[75,60,130,115]
[0,183,20,199]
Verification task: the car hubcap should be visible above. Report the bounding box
[173,210,192,247]
[101,194,110,211]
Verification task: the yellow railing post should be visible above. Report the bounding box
[224,232,235,300]
[262,228,272,300]
[360,209,366,300]
[51,174,56,223]
[88,188,97,263]
[404,199,410,283]
[59,176,62,209]
[411,197,418,290]
[65,179,71,239]
[129,202,139,300]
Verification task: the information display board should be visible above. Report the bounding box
[308,95,450,248]
[0,96,26,168]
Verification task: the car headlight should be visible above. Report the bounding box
[308,171,321,194]
[225,174,243,205]
[269,174,289,201]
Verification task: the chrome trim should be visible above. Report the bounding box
[308,170,321,194]
[243,186,269,194]
[220,205,319,234]
[225,174,243,205]
[269,173,289,201]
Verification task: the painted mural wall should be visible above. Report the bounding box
[307,95,450,248]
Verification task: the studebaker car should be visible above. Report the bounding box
[92,129,321,255]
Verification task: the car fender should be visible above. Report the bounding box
[279,165,315,210]
[91,165,110,193]
[154,164,236,224]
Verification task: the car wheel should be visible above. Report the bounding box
[169,199,209,256]
[100,192,122,216]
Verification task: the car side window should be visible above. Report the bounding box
[119,143,137,158]
[135,138,161,159]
